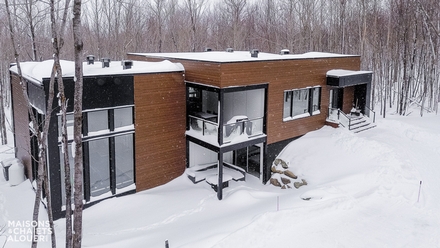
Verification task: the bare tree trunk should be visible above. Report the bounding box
[0,79,6,145]
[4,0,57,247]
[72,0,84,247]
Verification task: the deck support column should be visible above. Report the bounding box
[217,152,223,200]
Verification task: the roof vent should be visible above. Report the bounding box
[280,49,290,55]
[226,48,234,53]
[122,60,133,70]
[250,49,259,58]
[101,58,111,68]
[86,55,95,65]
[205,47,212,52]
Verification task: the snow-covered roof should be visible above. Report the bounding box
[129,51,358,63]
[326,69,372,78]
[9,59,184,85]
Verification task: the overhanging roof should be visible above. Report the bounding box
[326,69,372,87]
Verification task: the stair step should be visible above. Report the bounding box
[353,124,377,133]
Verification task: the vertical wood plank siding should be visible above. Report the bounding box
[10,74,32,179]
[342,86,355,114]
[129,54,360,145]
[219,57,360,144]
[134,72,186,191]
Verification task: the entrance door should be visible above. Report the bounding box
[235,144,263,180]
[329,88,344,109]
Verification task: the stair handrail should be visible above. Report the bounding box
[338,110,352,130]
[365,106,376,123]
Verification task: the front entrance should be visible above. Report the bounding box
[329,88,344,109]
[234,143,263,180]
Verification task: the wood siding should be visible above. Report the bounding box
[342,86,355,114]
[127,54,222,87]
[129,54,361,145]
[134,72,186,191]
[218,57,360,144]
[10,74,32,179]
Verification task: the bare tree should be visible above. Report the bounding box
[4,0,58,246]
[72,0,84,246]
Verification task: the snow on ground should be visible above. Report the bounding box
[1,106,440,247]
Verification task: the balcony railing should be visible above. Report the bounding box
[188,115,264,145]
[223,117,264,143]
[188,115,219,138]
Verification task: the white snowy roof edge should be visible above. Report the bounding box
[326,69,373,78]
[9,59,184,85]
[128,51,359,63]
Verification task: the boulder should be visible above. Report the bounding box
[270,178,281,187]
[294,179,308,189]
[280,159,288,169]
[281,177,291,185]
[273,158,288,169]
[284,170,297,179]
[271,166,283,174]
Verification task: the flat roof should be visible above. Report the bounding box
[327,69,372,78]
[10,59,184,85]
[128,51,359,63]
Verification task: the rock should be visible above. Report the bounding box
[280,177,291,185]
[294,179,308,189]
[280,159,288,169]
[284,170,297,179]
[270,178,281,187]
[281,185,287,189]
[271,166,283,174]
[274,158,288,169]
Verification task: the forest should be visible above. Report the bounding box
[1,0,439,144]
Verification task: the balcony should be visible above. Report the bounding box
[187,114,265,146]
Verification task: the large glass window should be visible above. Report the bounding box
[58,106,135,205]
[88,110,108,134]
[292,89,309,117]
[115,134,134,189]
[89,138,110,197]
[283,87,321,120]
[114,107,133,129]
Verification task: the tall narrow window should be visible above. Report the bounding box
[312,87,321,115]
[89,138,110,197]
[283,91,292,118]
[115,134,134,189]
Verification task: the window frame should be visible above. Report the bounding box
[57,105,135,205]
[283,86,322,121]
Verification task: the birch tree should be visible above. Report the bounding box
[72,0,84,246]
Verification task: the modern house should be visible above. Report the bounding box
[128,50,373,199]
[10,59,186,219]
[10,50,373,219]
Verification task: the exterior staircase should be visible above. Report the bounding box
[327,107,377,134]
[347,115,376,133]
[186,162,246,191]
